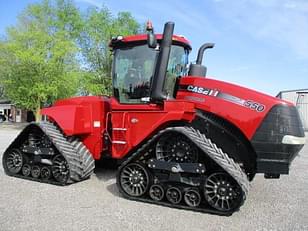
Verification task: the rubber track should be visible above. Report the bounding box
[39,121,95,183]
[117,126,249,214]
[3,121,95,185]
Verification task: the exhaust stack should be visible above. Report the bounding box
[150,22,174,103]
[188,43,215,77]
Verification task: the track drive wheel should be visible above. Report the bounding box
[156,133,198,163]
[204,172,243,212]
[119,163,150,197]
[51,155,70,183]
[3,149,24,174]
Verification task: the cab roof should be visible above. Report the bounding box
[110,34,191,50]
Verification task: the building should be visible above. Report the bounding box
[276,89,308,131]
[0,99,31,122]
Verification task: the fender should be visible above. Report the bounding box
[41,96,110,159]
[41,104,91,135]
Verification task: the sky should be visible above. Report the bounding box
[0,0,308,96]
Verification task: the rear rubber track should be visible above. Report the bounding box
[2,121,95,185]
[40,121,95,183]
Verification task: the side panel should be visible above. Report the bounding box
[41,96,110,160]
[110,98,195,159]
[177,77,292,139]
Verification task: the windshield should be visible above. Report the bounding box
[113,44,189,104]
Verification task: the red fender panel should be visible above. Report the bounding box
[41,96,110,159]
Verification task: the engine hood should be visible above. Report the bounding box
[176,76,293,139]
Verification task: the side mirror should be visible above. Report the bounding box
[146,21,157,48]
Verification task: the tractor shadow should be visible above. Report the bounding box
[94,159,122,197]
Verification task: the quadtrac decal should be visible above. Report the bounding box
[182,85,266,112]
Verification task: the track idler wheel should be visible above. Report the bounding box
[3,149,23,174]
[204,172,243,212]
[149,184,164,201]
[22,164,31,177]
[184,189,201,207]
[119,163,150,197]
[52,155,70,183]
[166,187,182,204]
[41,166,51,180]
[31,165,41,178]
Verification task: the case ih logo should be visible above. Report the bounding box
[185,85,265,112]
[187,85,219,97]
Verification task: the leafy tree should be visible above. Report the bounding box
[0,0,141,121]
[0,0,82,120]
[0,86,4,99]
[79,8,140,95]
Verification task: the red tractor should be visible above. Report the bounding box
[2,22,305,215]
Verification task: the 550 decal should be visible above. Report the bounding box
[184,84,265,112]
[244,100,265,112]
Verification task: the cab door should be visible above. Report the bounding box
[110,98,165,159]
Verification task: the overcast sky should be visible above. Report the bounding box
[1,0,308,96]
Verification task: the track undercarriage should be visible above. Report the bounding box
[3,121,249,215]
[2,121,95,185]
[117,126,249,215]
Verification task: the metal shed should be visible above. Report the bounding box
[276,89,308,131]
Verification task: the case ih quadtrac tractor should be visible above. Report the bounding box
[2,22,306,215]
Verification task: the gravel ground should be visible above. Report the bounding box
[0,125,307,231]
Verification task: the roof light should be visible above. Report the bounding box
[117,35,123,40]
[146,20,153,31]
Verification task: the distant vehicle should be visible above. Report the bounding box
[0,114,6,123]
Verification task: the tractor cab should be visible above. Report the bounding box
[110,33,191,104]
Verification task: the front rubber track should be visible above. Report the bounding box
[116,126,249,215]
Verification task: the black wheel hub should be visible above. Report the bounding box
[156,134,198,163]
[166,187,182,204]
[22,164,31,176]
[149,184,164,201]
[119,163,150,197]
[41,166,51,180]
[31,165,41,178]
[52,155,70,183]
[184,189,201,207]
[4,149,23,174]
[204,172,243,212]
[40,135,52,148]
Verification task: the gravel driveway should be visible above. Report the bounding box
[0,125,307,231]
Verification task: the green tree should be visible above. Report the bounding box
[0,0,82,120]
[0,0,141,121]
[79,7,140,95]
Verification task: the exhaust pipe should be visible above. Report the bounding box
[188,43,215,77]
[150,22,174,103]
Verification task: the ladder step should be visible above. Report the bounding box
[112,141,127,144]
[113,128,127,131]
